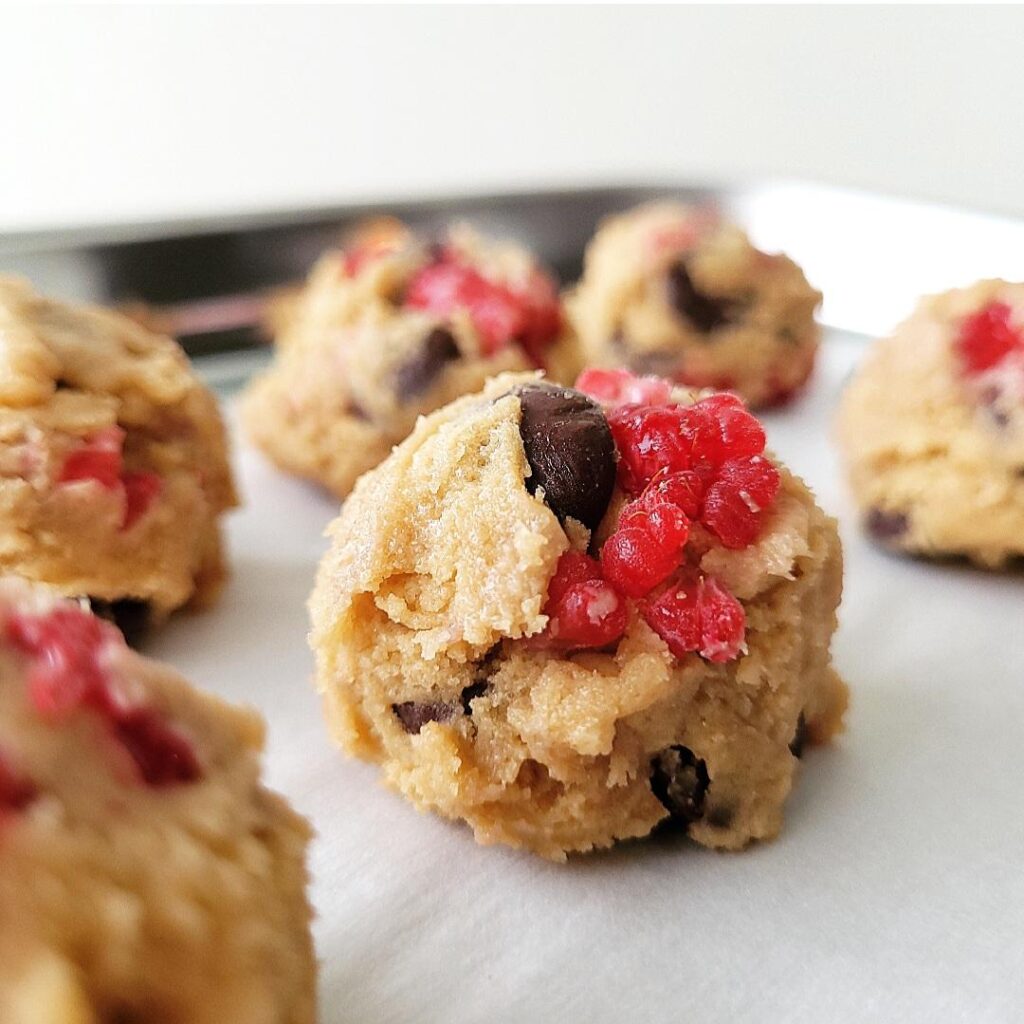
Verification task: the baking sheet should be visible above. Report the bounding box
[144,332,1024,1024]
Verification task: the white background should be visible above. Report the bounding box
[3,5,1024,232]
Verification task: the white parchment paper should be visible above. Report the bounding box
[148,335,1024,1023]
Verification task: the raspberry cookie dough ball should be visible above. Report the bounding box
[310,367,847,859]
[567,202,822,408]
[0,578,315,1024]
[837,280,1024,567]
[242,220,577,498]
[0,278,237,634]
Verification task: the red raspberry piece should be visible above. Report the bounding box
[7,606,201,787]
[544,551,603,602]
[543,552,627,649]
[7,606,117,718]
[955,301,1022,375]
[58,430,162,531]
[122,471,163,530]
[405,258,561,365]
[607,404,693,493]
[601,526,682,598]
[642,468,705,519]
[641,575,746,663]
[114,707,201,787]
[58,426,124,489]
[576,368,673,407]
[601,480,692,597]
[606,390,767,494]
[679,394,766,470]
[0,752,37,813]
[701,455,781,549]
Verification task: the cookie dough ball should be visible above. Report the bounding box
[243,220,578,498]
[837,280,1024,567]
[567,202,821,408]
[0,278,237,634]
[0,577,315,1024]
[310,367,846,860]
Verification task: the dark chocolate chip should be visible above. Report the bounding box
[460,681,490,715]
[392,700,459,735]
[666,260,735,334]
[54,378,73,391]
[394,327,461,400]
[88,597,152,647]
[866,508,909,542]
[789,713,808,758]
[650,745,710,826]
[515,384,616,530]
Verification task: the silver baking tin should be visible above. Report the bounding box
[3,179,1024,352]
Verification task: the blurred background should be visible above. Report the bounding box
[3,5,1024,233]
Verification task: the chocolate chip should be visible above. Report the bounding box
[789,713,808,758]
[650,745,710,826]
[88,597,151,647]
[666,260,735,334]
[516,384,616,530]
[394,327,460,400]
[392,700,459,735]
[866,508,909,542]
[460,682,490,715]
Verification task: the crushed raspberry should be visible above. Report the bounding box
[601,480,691,597]
[58,429,161,531]
[58,427,124,490]
[542,551,627,649]
[121,471,163,530]
[0,752,37,813]
[956,301,1023,375]
[701,455,781,549]
[550,370,780,664]
[606,391,766,496]
[607,404,694,494]
[404,256,561,365]
[113,708,200,787]
[7,606,116,718]
[678,393,766,470]
[6,606,200,788]
[642,575,746,663]
[643,468,705,519]
[576,368,673,407]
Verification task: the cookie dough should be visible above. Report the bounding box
[0,278,237,634]
[242,220,579,498]
[837,280,1024,567]
[567,201,821,408]
[310,367,846,860]
[0,577,315,1024]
